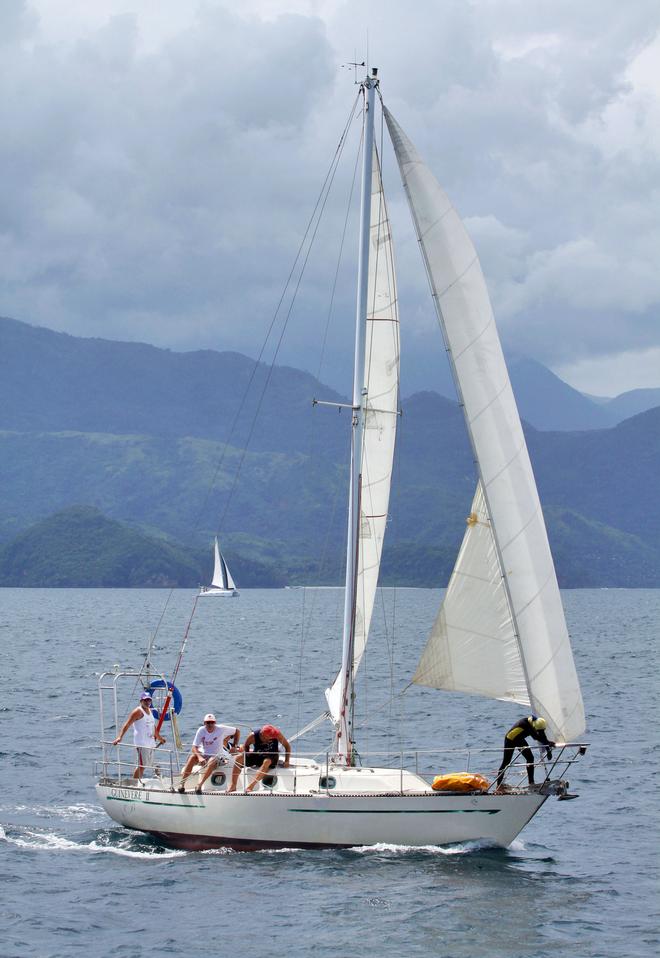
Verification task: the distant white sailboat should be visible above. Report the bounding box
[198,537,239,597]
[97,69,586,852]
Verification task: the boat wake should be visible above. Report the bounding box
[7,802,102,822]
[0,823,186,860]
[350,839,498,856]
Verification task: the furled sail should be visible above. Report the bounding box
[385,108,585,742]
[326,144,400,722]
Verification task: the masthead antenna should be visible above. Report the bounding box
[341,59,366,85]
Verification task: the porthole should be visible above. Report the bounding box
[319,776,336,789]
[261,775,277,789]
[211,772,226,787]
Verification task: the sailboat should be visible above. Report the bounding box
[198,537,239,597]
[96,70,586,851]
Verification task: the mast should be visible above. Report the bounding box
[334,68,378,764]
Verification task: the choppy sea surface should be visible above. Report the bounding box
[1,587,658,958]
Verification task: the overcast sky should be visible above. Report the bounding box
[2,0,659,397]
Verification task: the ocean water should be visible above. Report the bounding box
[1,587,658,958]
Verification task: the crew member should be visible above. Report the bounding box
[113,691,166,781]
[179,713,240,793]
[495,715,554,789]
[228,724,291,793]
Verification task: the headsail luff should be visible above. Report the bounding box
[326,144,400,723]
[385,108,585,742]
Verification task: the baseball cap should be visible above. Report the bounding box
[204,713,216,723]
[140,691,153,700]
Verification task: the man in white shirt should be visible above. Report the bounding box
[177,713,240,793]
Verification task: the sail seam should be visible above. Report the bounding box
[482,437,527,491]
[419,203,454,242]
[466,378,510,428]
[498,503,542,554]
[451,315,496,365]
[431,254,479,305]
[509,567,555,623]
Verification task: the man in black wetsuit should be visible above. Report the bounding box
[495,715,555,790]
[228,724,291,793]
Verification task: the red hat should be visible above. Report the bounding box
[260,724,279,739]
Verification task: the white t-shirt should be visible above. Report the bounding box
[192,724,237,757]
[133,707,156,748]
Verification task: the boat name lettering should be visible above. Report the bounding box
[110,787,145,801]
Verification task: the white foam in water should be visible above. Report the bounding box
[10,803,102,822]
[0,824,186,860]
[352,840,493,855]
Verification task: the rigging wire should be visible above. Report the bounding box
[294,104,365,748]
[209,95,362,544]
[141,91,361,666]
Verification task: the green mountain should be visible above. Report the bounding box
[0,506,285,588]
[0,315,659,587]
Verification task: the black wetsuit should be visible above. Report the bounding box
[245,728,279,769]
[496,716,554,787]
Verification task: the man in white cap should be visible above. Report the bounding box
[113,690,166,781]
[178,713,240,793]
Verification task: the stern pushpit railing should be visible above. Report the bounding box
[97,669,184,785]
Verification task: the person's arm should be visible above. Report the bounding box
[535,729,554,758]
[278,733,291,767]
[112,707,141,745]
[223,728,241,753]
[243,732,255,753]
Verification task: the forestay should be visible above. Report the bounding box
[385,108,585,742]
[326,145,400,722]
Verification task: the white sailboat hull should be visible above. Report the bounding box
[198,586,239,597]
[96,765,546,852]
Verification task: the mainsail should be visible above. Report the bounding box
[385,108,585,742]
[326,144,400,722]
[211,538,236,591]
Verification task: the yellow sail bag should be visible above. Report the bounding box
[431,772,490,793]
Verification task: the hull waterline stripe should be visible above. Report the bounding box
[106,797,501,814]
[288,808,500,815]
[107,797,203,808]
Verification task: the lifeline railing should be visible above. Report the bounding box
[95,741,587,797]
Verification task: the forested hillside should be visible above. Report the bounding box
[1,316,658,587]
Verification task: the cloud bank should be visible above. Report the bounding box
[1,0,659,394]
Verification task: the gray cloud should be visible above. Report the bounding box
[1,0,659,395]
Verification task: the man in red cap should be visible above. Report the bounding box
[228,724,291,793]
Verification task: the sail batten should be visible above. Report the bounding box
[386,107,585,742]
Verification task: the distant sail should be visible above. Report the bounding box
[211,537,237,591]
[385,108,584,741]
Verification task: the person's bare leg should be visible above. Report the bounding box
[194,758,218,793]
[227,755,245,792]
[178,753,199,790]
[246,759,273,792]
